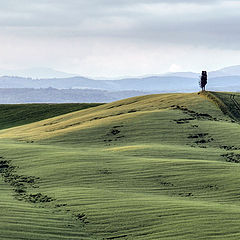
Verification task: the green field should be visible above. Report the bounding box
[1,91,240,239]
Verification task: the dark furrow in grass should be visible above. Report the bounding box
[230,94,240,112]
[0,157,93,235]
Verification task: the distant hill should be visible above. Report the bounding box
[164,65,240,78]
[2,65,240,80]
[1,65,240,92]
[0,88,150,103]
[0,65,239,103]
[209,65,240,78]
[0,75,239,103]
[208,76,240,91]
[0,75,198,91]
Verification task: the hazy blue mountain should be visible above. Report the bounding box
[207,76,240,89]
[0,65,239,104]
[1,65,240,81]
[0,76,38,88]
[209,65,240,78]
[0,88,150,103]
[164,72,199,78]
[0,76,199,92]
[164,65,240,79]
[0,74,239,93]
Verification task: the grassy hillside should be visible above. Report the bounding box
[1,92,240,239]
[0,103,102,130]
[208,91,240,121]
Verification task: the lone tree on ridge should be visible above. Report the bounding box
[199,71,207,91]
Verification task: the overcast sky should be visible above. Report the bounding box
[0,0,240,78]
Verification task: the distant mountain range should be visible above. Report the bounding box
[0,88,149,104]
[164,65,240,79]
[0,75,200,92]
[0,65,239,103]
[2,65,240,80]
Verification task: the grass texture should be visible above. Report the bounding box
[0,92,240,239]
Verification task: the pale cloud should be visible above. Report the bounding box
[169,64,182,73]
[0,0,239,77]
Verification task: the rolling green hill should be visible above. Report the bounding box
[0,103,102,130]
[209,91,240,121]
[1,92,240,239]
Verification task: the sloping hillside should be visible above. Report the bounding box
[0,93,228,141]
[1,92,240,239]
[0,103,102,130]
[207,91,240,121]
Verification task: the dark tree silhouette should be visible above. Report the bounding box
[199,71,207,91]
